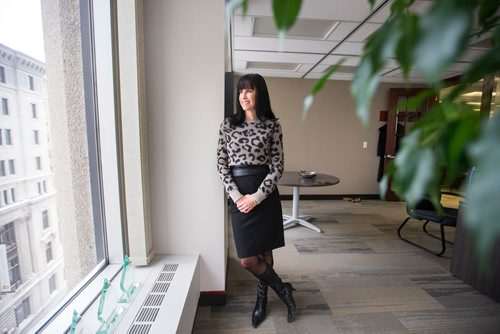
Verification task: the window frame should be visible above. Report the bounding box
[31,103,37,118]
[36,156,42,170]
[45,241,53,263]
[8,159,15,174]
[49,274,57,294]
[0,65,5,83]
[28,75,35,91]
[1,97,8,115]
[5,128,12,145]
[34,0,127,331]
[42,209,49,229]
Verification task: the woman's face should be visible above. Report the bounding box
[239,87,257,113]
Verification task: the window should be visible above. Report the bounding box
[0,2,121,332]
[0,160,5,176]
[0,222,22,288]
[5,129,12,145]
[28,75,34,90]
[31,103,37,118]
[1,98,8,115]
[11,188,15,202]
[42,210,49,229]
[49,274,56,294]
[3,190,8,205]
[0,66,5,83]
[0,129,2,145]
[33,130,39,144]
[15,297,31,326]
[8,159,15,174]
[45,241,53,263]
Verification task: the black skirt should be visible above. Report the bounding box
[230,166,285,258]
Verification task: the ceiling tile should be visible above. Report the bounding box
[233,36,338,54]
[247,61,300,71]
[347,23,382,42]
[253,17,338,40]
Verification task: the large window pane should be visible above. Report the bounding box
[0,0,108,332]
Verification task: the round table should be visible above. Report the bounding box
[279,171,340,233]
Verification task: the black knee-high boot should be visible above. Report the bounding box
[258,266,296,322]
[252,279,268,328]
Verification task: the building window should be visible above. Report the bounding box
[34,130,39,144]
[8,159,15,174]
[11,188,15,202]
[15,297,31,326]
[28,75,34,90]
[49,274,56,294]
[37,182,42,194]
[1,98,8,115]
[45,241,53,263]
[42,210,49,229]
[3,190,8,205]
[36,156,42,170]
[0,129,2,145]
[31,103,37,118]
[0,66,5,83]
[0,222,22,289]
[43,180,47,193]
[5,129,12,145]
[0,160,5,176]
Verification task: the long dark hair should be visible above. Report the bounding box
[230,73,277,126]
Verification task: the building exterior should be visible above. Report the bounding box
[0,43,65,333]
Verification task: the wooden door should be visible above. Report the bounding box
[383,88,436,201]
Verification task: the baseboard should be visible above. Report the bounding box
[198,290,226,306]
[279,194,381,200]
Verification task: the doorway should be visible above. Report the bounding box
[382,88,436,201]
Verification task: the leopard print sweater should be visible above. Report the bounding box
[217,118,284,204]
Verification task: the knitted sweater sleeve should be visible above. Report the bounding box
[252,120,284,204]
[216,119,243,202]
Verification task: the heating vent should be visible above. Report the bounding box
[127,263,178,334]
[128,324,152,334]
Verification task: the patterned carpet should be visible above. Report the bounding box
[193,200,500,333]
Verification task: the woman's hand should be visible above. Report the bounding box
[236,195,257,213]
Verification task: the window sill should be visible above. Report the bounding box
[33,263,121,333]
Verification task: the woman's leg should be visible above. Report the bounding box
[250,252,273,328]
[240,254,296,323]
[258,250,274,267]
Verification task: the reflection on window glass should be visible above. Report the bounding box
[0,0,106,332]
[440,76,499,118]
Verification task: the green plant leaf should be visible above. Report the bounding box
[351,57,380,127]
[390,0,416,15]
[413,0,473,82]
[466,114,500,261]
[352,17,401,127]
[395,12,418,77]
[302,59,345,120]
[390,130,440,207]
[272,0,302,34]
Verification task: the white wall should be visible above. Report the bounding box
[143,0,226,292]
[261,77,423,196]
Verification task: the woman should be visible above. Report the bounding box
[217,73,296,328]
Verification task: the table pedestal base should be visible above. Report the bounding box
[283,186,322,233]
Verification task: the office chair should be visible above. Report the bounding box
[397,191,463,256]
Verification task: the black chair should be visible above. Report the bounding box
[397,192,463,256]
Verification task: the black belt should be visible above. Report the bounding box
[231,165,269,177]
